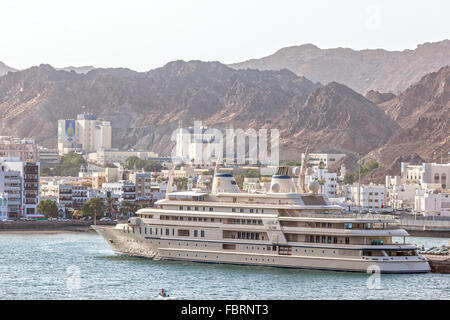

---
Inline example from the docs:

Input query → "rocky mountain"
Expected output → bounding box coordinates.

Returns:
[0,61,321,157]
[0,61,17,76]
[0,59,447,173]
[366,66,450,169]
[229,40,450,94]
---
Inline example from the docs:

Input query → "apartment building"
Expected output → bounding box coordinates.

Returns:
[58,114,112,155]
[0,136,39,162]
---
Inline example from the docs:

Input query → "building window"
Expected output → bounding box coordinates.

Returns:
[194,230,198,237]
[200,230,205,237]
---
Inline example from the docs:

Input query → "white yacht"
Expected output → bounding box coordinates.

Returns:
[93,166,430,273]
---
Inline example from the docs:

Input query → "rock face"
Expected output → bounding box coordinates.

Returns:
[283,82,399,159]
[229,40,450,94]
[370,66,450,166]
[365,90,396,104]
[0,61,17,76]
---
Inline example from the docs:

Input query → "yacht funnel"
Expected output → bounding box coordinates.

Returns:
[211,173,240,194]
[269,166,297,193]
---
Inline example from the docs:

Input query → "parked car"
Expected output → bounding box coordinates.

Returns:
[99,217,111,222]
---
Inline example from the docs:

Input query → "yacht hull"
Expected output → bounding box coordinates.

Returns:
[92,225,431,274]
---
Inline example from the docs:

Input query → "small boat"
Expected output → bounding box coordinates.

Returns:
[158,289,170,298]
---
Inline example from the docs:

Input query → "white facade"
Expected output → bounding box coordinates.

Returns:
[305,168,337,198]
[102,182,136,202]
[302,153,346,169]
[344,184,386,210]
[58,114,112,155]
[0,157,40,216]
[175,126,220,163]
[422,163,450,190]
[386,184,422,209]
[414,192,450,216]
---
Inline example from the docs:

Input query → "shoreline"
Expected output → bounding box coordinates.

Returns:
[0,221,117,234]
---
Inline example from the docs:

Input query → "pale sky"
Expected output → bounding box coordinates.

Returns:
[0,0,449,71]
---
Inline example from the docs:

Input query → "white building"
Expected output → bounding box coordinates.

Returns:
[305,167,338,198]
[0,157,40,217]
[175,126,220,164]
[58,114,112,155]
[414,192,450,216]
[0,136,39,162]
[344,184,386,210]
[422,163,449,190]
[386,184,422,209]
[102,182,136,202]
[302,153,346,169]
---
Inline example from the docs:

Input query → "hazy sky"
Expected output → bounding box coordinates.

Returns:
[1,0,449,71]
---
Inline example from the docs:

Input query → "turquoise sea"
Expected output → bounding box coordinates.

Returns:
[0,233,448,300]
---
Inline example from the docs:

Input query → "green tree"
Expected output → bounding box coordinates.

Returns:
[44,152,87,177]
[120,201,136,217]
[81,198,105,219]
[37,200,59,218]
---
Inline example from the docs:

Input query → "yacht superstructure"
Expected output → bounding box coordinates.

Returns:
[93,167,430,273]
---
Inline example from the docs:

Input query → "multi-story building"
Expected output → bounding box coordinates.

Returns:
[422,163,449,190]
[344,184,386,210]
[38,147,60,168]
[58,114,112,155]
[386,184,422,209]
[0,157,40,216]
[414,192,450,216]
[129,172,152,200]
[0,136,39,162]
[102,182,136,202]
[305,167,338,198]
[301,153,346,169]
[175,126,220,163]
